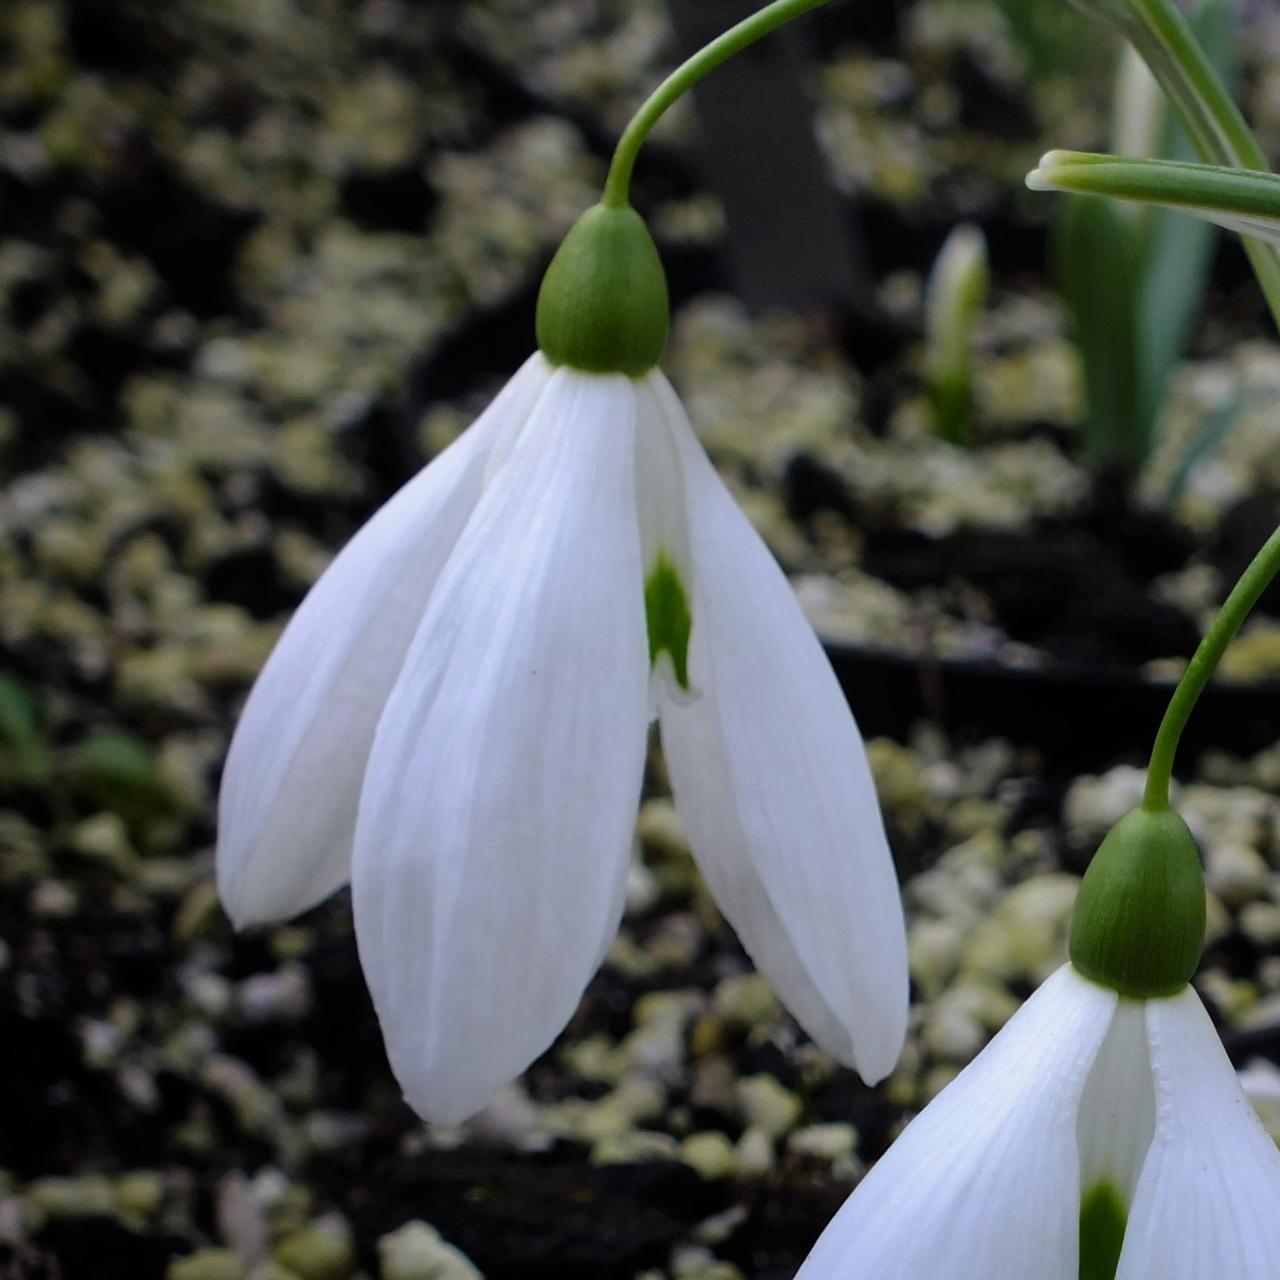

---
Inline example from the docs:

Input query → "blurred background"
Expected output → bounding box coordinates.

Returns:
[5,2,1280,1278]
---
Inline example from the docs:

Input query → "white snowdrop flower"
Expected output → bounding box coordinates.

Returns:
[798,963,1280,1279]
[216,202,908,1124]
[799,806,1280,1279]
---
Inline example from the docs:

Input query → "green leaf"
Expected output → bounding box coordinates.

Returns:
[1057,0,1280,328]
[1132,0,1232,457]
[72,729,173,825]
[990,0,1104,78]
[0,672,53,787]
[1051,0,1232,475]
[1033,150,1280,245]
[1056,194,1145,468]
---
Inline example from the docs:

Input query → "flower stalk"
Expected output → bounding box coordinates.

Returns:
[1143,521,1280,809]
[1065,518,1280,1001]
[602,0,832,210]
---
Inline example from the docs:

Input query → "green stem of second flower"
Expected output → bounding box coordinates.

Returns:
[1125,0,1280,329]
[1144,523,1280,811]
[602,0,832,210]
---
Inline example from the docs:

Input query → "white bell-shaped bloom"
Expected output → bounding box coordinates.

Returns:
[217,353,908,1123]
[797,963,1280,1280]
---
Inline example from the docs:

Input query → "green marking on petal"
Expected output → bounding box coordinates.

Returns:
[644,553,692,691]
[1079,1180,1127,1280]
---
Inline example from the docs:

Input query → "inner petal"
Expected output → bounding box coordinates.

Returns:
[1076,997,1157,1278]
[1079,1182,1127,1280]
[634,376,697,703]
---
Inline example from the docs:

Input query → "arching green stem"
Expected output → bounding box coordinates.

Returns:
[602,0,832,209]
[1144,523,1280,810]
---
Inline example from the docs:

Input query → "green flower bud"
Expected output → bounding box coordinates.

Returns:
[536,203,669,378]
[1069,805,1206,999]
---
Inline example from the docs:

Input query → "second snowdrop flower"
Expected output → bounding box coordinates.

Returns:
[217,195,908,1124]
[798,803,1280,1280]
[800,521,1280,1279]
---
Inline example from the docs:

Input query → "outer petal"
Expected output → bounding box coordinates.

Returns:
[217,355,553,927]
[1116,988,1280,1278]
[352,368,650,1125]
[647,372,908,1081]
[796,966,1118,1280]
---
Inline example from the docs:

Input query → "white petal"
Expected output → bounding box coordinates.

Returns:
[795,965,1117,1280]
[649,372,907,1081]
[1117,988,1280,1278]
[352,368,650,1125]
[634,380,694,583]
[217,355,553,927]
[1078,997,1155,1206]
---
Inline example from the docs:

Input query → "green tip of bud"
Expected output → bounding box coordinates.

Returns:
[1069,806,1206,999]
[536,203,669,378]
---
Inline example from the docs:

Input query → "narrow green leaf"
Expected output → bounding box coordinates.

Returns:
[0,672,53,787]
[1068,0,1280,328]
[990,0,1103,78]
[1056,194,1145,468]
[1031,152,1280,246]
[1132,0,1233,462]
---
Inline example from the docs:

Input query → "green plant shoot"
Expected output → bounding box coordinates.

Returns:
[1055,0,1231,473]
[923,224,989,447]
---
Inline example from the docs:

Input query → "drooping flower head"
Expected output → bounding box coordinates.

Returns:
[797,500,1280,1278]
[217,132,909,1116]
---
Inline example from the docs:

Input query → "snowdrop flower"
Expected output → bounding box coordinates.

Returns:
[797,806,1280,1279]
[217,201,908,1123]
[798,963,1280,1279]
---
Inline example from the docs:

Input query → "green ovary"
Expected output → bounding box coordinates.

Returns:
[644,554,692,691]
[1079,1181,1128,1280]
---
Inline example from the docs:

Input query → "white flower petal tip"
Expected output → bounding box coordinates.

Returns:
[645,372,909,1082]
[215,356,553,930]
[797,965,1280,1279]
[352,368,650,1125]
